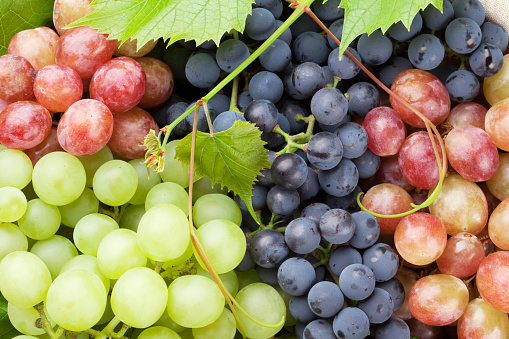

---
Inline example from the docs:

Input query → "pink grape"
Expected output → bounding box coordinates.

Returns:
[390,69,450,128]
[362,106,406,156]
[57,99,114,156]
[394,212,447,266]
[445,125,499,182]
[0,54,36,103]
[0,101,51,150]
[107,107,159,159]
[457,297,509,338]
[361,183,413,235]
[89,57,146,113]
[375,155,414,192]
[136,57,174,108]
[408,274,469,326]
[56,26,115,80]
[53,0,94,35]
[485,97,509,152]
[446,102,487,130]
[487,153,509,201]
[488,197,509,250]
[436,232,485,278]
[25,127,64,166]
[476,251,509,313]
[8,27,59,72]
[114,39,157,58]
[34,64,83,113]
[398,131,445,189]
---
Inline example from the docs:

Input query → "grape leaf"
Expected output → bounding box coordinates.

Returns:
[337,0,442,56]
[175,120,270,220]
[0,292,21,339]
[0,0,54,56]
[67,0,254,48]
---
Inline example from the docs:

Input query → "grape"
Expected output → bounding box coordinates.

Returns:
[408,34,445,70]
[60,254,110,293]
[300,202,330,226]
[277,257,315,296]
[8,301,55,335]
[375,317,411,339]
[390,69,450,128]
[339,263,376,300]
[292,32,328,65]
[394,212,447,266]
[253,0,283,19]
[33,64,83,112]
[0,223,27,261]
[271,153,308,189]
[284,217,321,254]
[266,185,300,217]
[53,0,94,35]
[138,326,181,339]
[30,235,78,279]
[93,159,138,206]
[328,246,362,276]
[235,283,286,338]
[289,295,317,323]
[488,197,509,250]
[46,269,107,331]
[249,71,284,103]
[485,97,509,151]
[0,54,35,103]
[327,18,345,49]
[56,26,115,79]
[259,39,292,73]
[326,185,362,213]
[363,107,406,156]
[237,91,254,112]
[194,219,245,274]
[332,307,370,339]
[307,281,344,318]
[469,43,504,78]
[362,243,398,282]
[212,111,246,132]
[25,127,64,167]
[185,53,220,88]
[357,30,392,66]
[352,149,380,179]
[245,8,276,40]
[244,99,279,133]
[96,228,147,279]
[114,38,157,58]
[310,87,349,125]
[32,151,86,206]
[250,229,289,268]
[319,208,355,244]
[303,319,336,338]
[436,232,485,278]
[392,268,419,320]
[335,122,368,159]
[0,150,30,190]
[167,275,225,328]
[483,55,509,105]
[305,132,342,171]
[349,211,380,249]
[328,47,361,80]
[8,27,59,72]
[445,17,482,54]
[318,158,359,197]
[128,159,161,205]
[376,277,405,311]
[159,139,191,188]
[277,98,309,134]
[408,274,469,326]
[429,174,488,235]
[0,186,27,223]
[216,39,250,73]
[378,56,413,88]
[287,62,327,99]
[457,298,509,338]
[0,251,52,308]
[195,265,239,297]
[74,213,118,256]
[357,288,393,324]
[311,0,343,22]
[136,57,174,108]
[0,101,52,150]
[346,82,380,118]
[387,13,423,41]
[145,182,188,216]
[193,193,241,227]
[446,101,487,130]
[445,125,498,182]
[58,187,99,228]
[257,266,278,286]
[476,251,509,313]
[481,21,509,52]
[18,198,60,240]
[421,0,454,30]
[77,145,114,187]
[192,308,235,339]
[453,0,485,26]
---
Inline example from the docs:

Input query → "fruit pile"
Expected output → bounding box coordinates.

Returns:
[1,0,509,338]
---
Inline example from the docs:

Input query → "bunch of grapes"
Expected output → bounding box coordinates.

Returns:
[2,0,509,338]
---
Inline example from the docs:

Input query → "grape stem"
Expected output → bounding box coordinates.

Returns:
[34,302,62,339]
[303,5,447,218]
[93,316,122,339]
[275,114,315,155]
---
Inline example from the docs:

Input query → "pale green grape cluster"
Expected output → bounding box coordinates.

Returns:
[145,182,189,215]
[73,213,119,255]
[0,149,33,189]
[0,186,27,222]
[192,193,242,227]
[17,199,61,240]
[30,235,78,279]
[0,223,28,261]
[92,160,138,206]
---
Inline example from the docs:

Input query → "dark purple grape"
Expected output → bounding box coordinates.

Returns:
[250,229,289,268]
[271,152,308,189]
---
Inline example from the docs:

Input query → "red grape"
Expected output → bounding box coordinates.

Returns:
[390,69,450,128]
[34,64,83,113]
[375,155,414,192]
[436,232,485,278]
[457,298,509,339]
[476,251,509,313]
[0,54,36,103]
[8,27,59,72]
[24,127,64,166]
[485,97,509,152]
[446,102,487,130]
[136,57,174,108]
[57,99,114,156]
[89,57,146,113]
[53,0,94,35]
[0,101,51,149]
[362,106,406,156]
[107,107,159,159]
[488,197,509,250]
[114,39,157,58]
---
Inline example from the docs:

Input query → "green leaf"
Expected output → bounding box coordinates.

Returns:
[68,0,254,48]
[0,0,54,56]
[337,0,442,57]
[0,292,21,339]
[175,120,270,220]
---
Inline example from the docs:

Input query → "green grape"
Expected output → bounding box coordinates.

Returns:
[137,203,190,261]
[18,199,61,240]
[12,336,38,339]
[0,149,33,189]
[60,255,110,293]
[46,269,107,331]
[119,204,145,232]
[0,186,27,222]
[77,145,114,187]
[192,194,242,228]
[191,176,228,203]
[195,266,239,297]
[138,326,182,339]
[32,152,86,206]
[163,237,193,268]
[96,295,115,325]
[74,213,119,256]
[192,308,236,339]
[154,310,186,333]
[167,275,225,328]
[93,160,138,206]
[194,219,246,274]
[0,251,52,309]
[58,187,99,227]
[145,182,189,216]
[111,267,168,328]
[236,269,261,292]
[30,235,78,280]
[275,286,297,326]
[128,158,161,205]
[0,222,28,261]
[235,283,286,339]
[8,302,55,336]
[97,229,147,279]
[159,140,191,188]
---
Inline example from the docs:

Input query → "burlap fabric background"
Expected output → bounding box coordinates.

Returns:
[478,0,509,51]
